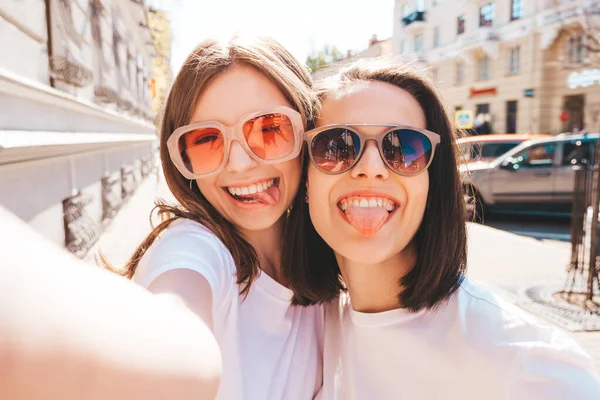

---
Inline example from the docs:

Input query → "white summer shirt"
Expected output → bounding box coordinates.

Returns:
[133,219,324,400]
[318,277,600,400]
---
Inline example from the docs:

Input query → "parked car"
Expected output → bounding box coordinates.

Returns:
[462,132,599,218]
[457,133,550,165]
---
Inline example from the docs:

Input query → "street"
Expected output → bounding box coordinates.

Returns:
[480,213,571,244]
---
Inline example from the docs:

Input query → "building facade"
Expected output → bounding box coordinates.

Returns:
[311,36,394,81]
[393,0,600,135]
[148,6,172,122]
[0,0,163,256]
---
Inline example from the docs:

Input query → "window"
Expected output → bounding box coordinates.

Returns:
[511,0,523,21]
[515,144,556,168]
[481,143,521,159]
[478,55,490,80]
[415,33,424,52]
[433,0,441,5]
[457,15,466,35]
[401,40,407,53]
[456,62,464,85]
[567,35,586,65]
[402,3,410,17]
[506,101,518,133]
[563,140,594,166]
[479,3,495,27]
[508,46,520,74]
[433,26,440,48]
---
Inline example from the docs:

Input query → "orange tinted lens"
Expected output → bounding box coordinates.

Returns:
[178,127,224,175]
[242,113,295,160]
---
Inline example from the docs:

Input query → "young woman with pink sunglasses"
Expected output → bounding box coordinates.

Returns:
[102,36,325,399]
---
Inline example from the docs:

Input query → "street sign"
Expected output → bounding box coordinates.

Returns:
[524,88,534,97]
[455,110,473,129]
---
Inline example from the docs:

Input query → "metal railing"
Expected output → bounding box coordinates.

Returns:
[565,139,600,308]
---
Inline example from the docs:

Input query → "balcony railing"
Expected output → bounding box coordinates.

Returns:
[402,11,426,26]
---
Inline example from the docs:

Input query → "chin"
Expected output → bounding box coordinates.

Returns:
[233,208,287,231]
[332,235,396,265]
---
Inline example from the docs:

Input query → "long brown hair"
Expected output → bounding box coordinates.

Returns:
[285,59,468,310]
[101,36,316,296]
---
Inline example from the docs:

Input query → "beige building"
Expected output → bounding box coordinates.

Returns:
[148,6,173,122]
[311,35,394,81]
[393,0,600,134]
[0,0,162,255]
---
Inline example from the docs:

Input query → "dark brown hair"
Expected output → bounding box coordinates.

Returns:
[100,36,316,297]
[285,59,468,311]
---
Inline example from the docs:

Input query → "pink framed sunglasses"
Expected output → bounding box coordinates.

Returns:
[167,106,304,179]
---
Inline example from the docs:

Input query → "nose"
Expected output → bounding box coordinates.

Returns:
[225,140,258,173]
[350,139,389,180]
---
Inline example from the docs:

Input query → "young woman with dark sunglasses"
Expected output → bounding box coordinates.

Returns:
[286,60,600,399]
[102,36,324,399]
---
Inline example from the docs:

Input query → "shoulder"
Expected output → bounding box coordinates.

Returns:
[456,279,600,397]
[454,278,548,343]
[133,219,236,291]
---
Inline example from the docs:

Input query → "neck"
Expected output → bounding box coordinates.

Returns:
[337,242,417,313]
[238,215,288,286]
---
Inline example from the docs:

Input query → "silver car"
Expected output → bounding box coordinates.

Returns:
[462,133,599,217]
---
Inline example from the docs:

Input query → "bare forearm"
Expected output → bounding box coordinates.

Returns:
[0,207,221,400]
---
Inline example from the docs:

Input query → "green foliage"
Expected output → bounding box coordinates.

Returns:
[305,45,344,73]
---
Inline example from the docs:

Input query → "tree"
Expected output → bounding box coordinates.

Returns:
[305,45,344,73]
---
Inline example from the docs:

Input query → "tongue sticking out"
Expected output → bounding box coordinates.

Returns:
[237,184,281,206]
[344,207,389,237]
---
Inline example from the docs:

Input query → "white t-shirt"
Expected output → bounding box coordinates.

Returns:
[133,219,324,400]
[318,277,600,400]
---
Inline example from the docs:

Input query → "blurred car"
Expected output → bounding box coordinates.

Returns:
[462,132,599,218]
[458,133,550,165]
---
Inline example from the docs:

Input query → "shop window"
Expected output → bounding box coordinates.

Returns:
[401,40,407,54]
[475,104,492,134]
[433,26,440,48]
[480,3,495,27]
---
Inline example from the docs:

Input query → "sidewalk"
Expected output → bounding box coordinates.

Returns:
[92,175,600,371]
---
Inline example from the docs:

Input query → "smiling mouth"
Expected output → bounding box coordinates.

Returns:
[337,195,399,237]
[223,178,281,206]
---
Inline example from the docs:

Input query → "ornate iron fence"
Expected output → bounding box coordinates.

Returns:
[565,139,600,308]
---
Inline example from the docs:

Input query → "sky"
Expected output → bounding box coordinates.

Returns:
[148,0,395,74]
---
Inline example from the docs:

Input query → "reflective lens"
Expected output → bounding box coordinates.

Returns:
[382,129,432,174]
[310,128,361,173]
[243,113,295,160]
[178,127,225,175]
[310,128,433,175]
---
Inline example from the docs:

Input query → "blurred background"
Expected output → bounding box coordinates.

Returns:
[1,0,600,368]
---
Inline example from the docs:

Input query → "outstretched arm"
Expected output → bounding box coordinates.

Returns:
[0,206,221,400]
